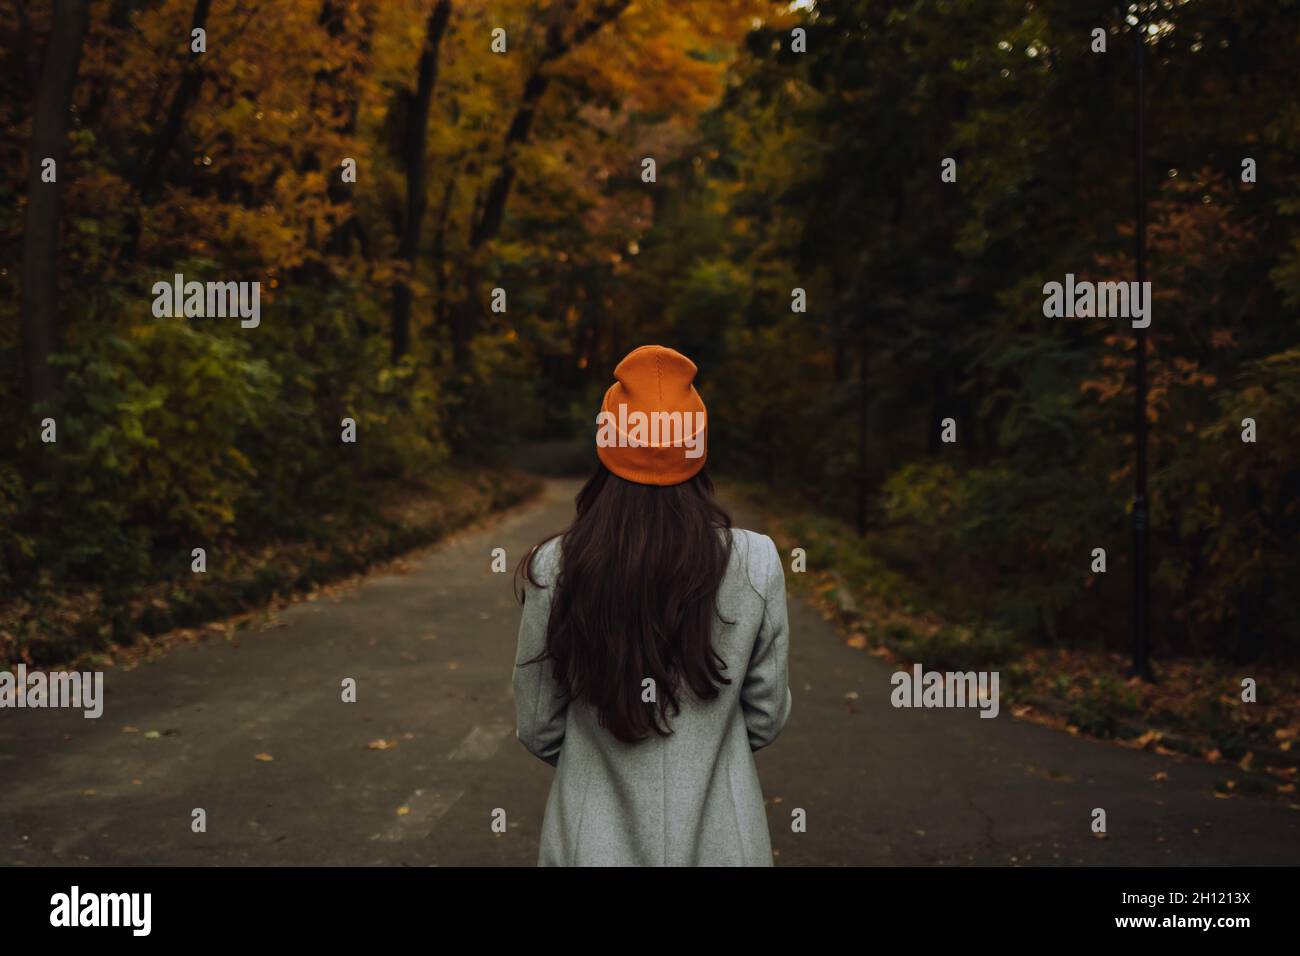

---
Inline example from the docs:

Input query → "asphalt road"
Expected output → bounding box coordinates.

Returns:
[2,478,1296,865]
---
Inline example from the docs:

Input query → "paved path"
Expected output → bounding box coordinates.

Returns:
[2,479,1296,865]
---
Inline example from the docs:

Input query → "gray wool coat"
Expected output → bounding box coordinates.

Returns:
[512,528,792,867]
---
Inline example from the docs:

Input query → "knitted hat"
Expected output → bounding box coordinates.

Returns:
[596,345,708,486]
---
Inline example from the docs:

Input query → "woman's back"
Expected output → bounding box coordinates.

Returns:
[514,524,792,866]
[512,344,792,866]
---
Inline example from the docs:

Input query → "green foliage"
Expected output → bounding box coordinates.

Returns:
[1158,347,1300,657]
[0,462,33,594]
[890,623,1023,675]
[626,0,1300,665]
[6,282,458,604]
[26,322,272,590]
[1060,672,1144,740]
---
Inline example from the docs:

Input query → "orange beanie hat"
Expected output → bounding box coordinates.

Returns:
[596,345,708,486]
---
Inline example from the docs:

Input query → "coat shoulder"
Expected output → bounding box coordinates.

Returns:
[526,536,563,588]
[726,527,779,594]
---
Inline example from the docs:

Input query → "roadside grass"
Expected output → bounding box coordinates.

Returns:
[1,467,541,670]
[726,479,1300,805]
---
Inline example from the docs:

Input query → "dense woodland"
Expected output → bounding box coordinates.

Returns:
[2,0,1299,669]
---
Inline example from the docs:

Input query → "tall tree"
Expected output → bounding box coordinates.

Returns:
[451,0,631,373]
[20,0,91,409]
[131,0,213,197]
[391,0,452,363]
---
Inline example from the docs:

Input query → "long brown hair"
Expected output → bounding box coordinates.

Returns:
[519,463,734,743]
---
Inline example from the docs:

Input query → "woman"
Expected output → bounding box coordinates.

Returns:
[513,344,792,866]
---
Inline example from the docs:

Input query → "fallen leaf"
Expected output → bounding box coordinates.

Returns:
[846,633,868,650]
[1133,729,1161,748]
[143,730,161,739]
[367,738,397,751]
[254,752,274,762]
[396,806,410,817]
[1151,771,1168,782]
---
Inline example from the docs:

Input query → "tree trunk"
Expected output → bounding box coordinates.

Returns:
[856,320,869,537]
[21,0,91,410]
[132,0,213,197]
[82,0,143,127]
[322,0,375,258]
[390,0,452,363]
[469,0,630,253]
[430,175,456,364]
[453,0,630,373]
[118,0,213,263]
